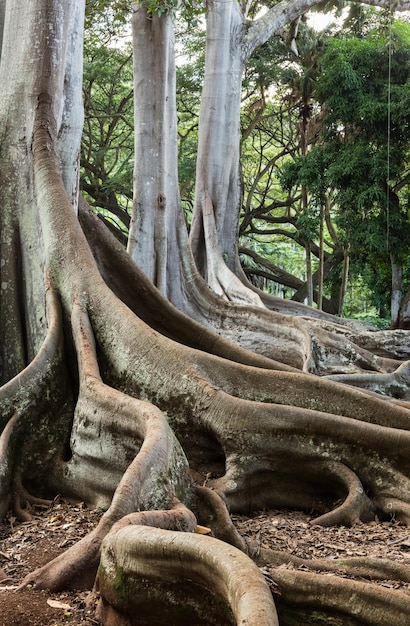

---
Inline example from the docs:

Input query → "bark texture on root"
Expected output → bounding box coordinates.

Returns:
[80,202,410,377]
[258,546,410,585]
[0,284,68,520]
[80,202,296,374]
[272,567,410,626]
[96,525,278,626]
[20,300,195,591]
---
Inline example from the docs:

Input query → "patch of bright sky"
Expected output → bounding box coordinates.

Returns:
[307,9,348,31]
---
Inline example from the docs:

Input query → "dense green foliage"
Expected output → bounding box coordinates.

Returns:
[81,25,133,243]
[282,20,410,317]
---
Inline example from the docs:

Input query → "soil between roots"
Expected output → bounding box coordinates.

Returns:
[1,500,410,625]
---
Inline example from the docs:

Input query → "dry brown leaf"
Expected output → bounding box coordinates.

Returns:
[46,598,71,610]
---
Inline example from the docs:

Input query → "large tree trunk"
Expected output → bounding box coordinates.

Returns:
[127,5,181,296]
[0,0,83,385]
[3,1,410,625]
[188,0,264,306]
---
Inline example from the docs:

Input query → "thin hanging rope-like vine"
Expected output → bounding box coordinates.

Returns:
[386,2,393,248]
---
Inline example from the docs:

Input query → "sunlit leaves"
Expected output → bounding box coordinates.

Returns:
[85,0,205,27]
[81,23,134,240]
[85,0,132,27]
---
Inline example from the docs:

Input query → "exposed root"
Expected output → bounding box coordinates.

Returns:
[81,201,409,377]
[259,546,410,585]
[327,360,410,400]
[60,298,194,509]
[96,525,278,626]
[194,485,247,551]
[302,319,401,375]
[192,355,410,428]
[271,567,410,626]
[0,282,64,424]
[0,412,20,519]
[311,463,374,527]
[109,499,197,534]
[374,497,410,525]
[12,475,52,522]
[188,387,410,520]
[80,202,295,373]
[350,329,410,360]
[66,287,410,532]
[21,300,194,591]
[0,283,66,520]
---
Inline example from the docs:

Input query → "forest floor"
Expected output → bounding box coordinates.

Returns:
[1,498,410,625]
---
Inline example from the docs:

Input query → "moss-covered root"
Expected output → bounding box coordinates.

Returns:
[96,525,278,626]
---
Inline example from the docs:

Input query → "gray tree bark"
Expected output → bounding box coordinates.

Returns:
[127,5,181,295]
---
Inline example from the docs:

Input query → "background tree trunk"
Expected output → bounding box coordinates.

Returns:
[391,252,403,328]
[339,251,350,316]
[127,5,181,296]
[189,0,263,306]
[305,242,313,307]
[318,201,325,310]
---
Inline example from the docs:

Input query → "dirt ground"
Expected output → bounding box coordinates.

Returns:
[0,499,102,626]
[1,499,410,625]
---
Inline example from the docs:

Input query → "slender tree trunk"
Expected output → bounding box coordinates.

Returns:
[318,201,325,310]
[390,253,403,328]
[339,252,350,316]
[190,0,244,272]
[305,242,313,307]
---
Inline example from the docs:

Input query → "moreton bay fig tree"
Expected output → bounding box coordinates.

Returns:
[2,0,410,624]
